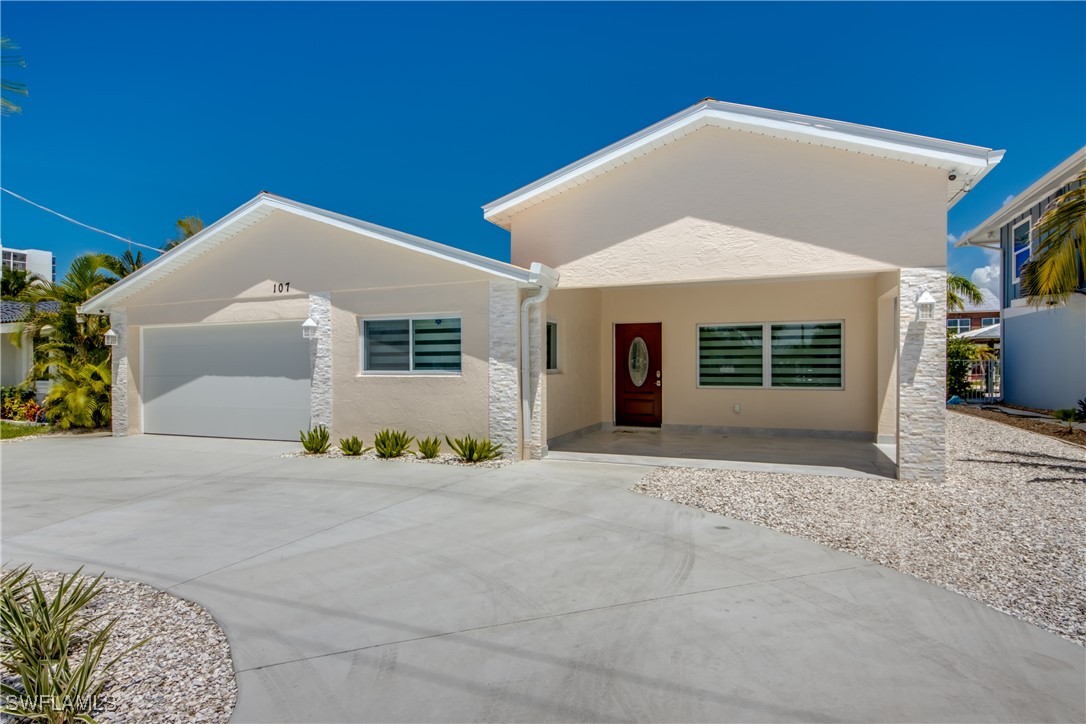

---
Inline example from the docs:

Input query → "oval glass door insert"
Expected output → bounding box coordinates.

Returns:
[628,337,649,387]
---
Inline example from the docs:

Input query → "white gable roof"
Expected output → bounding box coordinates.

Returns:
[483,99,1004,229]
[81,193,544,313]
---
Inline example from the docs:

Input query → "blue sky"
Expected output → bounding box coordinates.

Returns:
[2,1,1084,296]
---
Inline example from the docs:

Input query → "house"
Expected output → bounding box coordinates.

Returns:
[947,287,1000,337]
[960,147,1085,410]
[1,300,59,396]
[1,245,56,283]
[80,99,1003,483]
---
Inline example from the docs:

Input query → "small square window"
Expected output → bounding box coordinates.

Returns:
[546,321,559,372]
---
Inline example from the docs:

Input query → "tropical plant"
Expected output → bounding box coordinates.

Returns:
[417,436,442,459]
[1078,397,1086,419]
[374,429,415,458]
[0,566,149,724]
[1,386,36,419]
[40,355,111,429]
[299,425,331,454]
[163,216,205,251]
[338,435,370,456]
[445,434,503,463]
[1,37,28,116]
[1,267,43,299]
[947,272,984,312]
[101,249,145,279]
[946,331,980,399]
[1020,171,1086,305]
[1052,408,1085,436]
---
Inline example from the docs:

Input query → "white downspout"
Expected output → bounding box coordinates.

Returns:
[520,262,559,459]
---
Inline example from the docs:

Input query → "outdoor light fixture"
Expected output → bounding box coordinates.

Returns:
[915,289,936,322]
[103,328,118,346]
[302,317,318,339]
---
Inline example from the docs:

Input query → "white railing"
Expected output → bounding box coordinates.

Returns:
[962,359,1001,404]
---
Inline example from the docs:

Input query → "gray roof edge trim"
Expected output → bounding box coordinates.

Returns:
[482,100,1000,222]
[80,194,537,312]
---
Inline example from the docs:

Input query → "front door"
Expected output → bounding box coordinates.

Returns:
[615,323,662,427]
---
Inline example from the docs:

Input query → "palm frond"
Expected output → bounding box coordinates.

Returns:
[947,272,984,312]
[1020,171,1086,305]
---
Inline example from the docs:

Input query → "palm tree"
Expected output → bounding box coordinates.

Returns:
[101,249,145,279]
[947,272,984,312]
[1020,170,1086,305]
[39,354,112,429]
[1,37,28,116]
[163,216,205,250]
[1,267,43,299]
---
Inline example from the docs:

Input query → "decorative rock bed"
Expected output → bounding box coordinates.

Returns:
[282,447,512,468]
[635,411,1086,645]
[1,570,237,723]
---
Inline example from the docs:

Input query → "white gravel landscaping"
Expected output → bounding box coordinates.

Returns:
[2,570,236,723]
[282,448,512,468]
[635,411,1086,645]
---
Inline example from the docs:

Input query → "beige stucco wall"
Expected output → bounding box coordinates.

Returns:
[118,212,498,442]
[546,276,880,438]
[508,126,948,287]
[875,272,900,442]
[545,288,603,438]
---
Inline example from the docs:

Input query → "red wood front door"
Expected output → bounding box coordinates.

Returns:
[615,323,662,427]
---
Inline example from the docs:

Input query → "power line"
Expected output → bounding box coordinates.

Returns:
[0,187,164,254]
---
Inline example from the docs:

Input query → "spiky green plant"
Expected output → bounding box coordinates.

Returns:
[373,429,414,458]
[299,425,331,454]
[947,272,984,312]
[445,434,503,463]
[41,356,112,430]
[1021,171,1086,305]
[1052,408,1085,436]
[417,436,441,459]
[338,435,371,456]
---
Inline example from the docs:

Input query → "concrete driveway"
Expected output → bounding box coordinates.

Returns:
[2,435,1083,723]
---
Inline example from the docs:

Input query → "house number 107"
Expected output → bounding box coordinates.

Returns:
[272,282,291,293]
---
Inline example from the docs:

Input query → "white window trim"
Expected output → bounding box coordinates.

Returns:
[358,313,463,376]
[546,319,560,373]
[695,320,845,390]
[946,318,972,334]
[1012,218,1032,284]
[980,317,999,327]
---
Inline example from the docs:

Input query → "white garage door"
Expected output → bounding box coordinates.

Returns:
[142,322,312,440]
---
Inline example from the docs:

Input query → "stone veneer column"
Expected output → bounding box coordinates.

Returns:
[528,299,545,459]
[109,307,128,437]
[488,281,520,457]
[309,292,333,430]
[897,267,947,482]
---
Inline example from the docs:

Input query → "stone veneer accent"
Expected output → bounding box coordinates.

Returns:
[528,299,545,459]
[897,267,947,483]
[309,292,333,430]
[488,281,520,457]
[109,307,128,436]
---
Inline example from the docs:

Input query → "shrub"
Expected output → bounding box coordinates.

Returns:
[445,434,503,463]
[374,429,415,458]
[946,332,980,399]
[339,436,371,456]
[299,425,331,454]
[417,436,441,459]
[1053,408,1085,435]
[0,566,148,724]
[1,387,36,420]
[1077,397,1086,419]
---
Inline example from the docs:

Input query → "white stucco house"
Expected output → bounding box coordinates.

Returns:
[81,99,1003,482]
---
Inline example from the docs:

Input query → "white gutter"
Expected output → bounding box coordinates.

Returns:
[520,262,560,458]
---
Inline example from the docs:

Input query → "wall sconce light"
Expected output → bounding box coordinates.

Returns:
[302,317,318,339]
[104,328,119,346]
[916,289,936,321]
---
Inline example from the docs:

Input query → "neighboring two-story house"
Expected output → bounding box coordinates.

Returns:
[81,99,1003,483]
[960,147,1085,410]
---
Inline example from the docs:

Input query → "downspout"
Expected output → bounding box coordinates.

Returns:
[520,262,560,459]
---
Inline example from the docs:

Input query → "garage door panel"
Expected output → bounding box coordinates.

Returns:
[142,323,311,440]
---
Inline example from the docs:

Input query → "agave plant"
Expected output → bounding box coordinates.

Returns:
[373,429,415,458]
[417,436,442,459]
[299,425,331,454]
[338,435,371,456]
[445,434,503,463]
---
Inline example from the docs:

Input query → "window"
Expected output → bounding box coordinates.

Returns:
[698,322,843,389]
[546,321,559,372]
[361,317,461,373]
[1013,219,1031,282]
[947,318,972,335]
[981,317,999,328]
[2,251,27,271]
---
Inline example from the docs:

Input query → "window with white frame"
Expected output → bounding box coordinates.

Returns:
[698,322,843,389]
[2,251,27,271]
[1013,219,1032,282]
[981,317,999,327]
[545,321,559,372]
[361,317,461,373]
[947,318,972,335]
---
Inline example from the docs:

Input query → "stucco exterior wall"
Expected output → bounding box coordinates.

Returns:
[547,276,879,438]
[508,126,947,287]
[545,288,603,439]
[116,212,501,444]
[1004,297,1086,410]
[875,272,900,443]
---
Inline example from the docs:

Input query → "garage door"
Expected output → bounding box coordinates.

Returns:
[142,322,312,440]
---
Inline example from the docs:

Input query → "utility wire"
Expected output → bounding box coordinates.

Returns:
[1,187,164,254]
